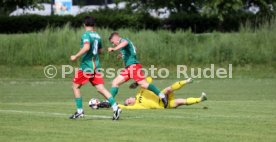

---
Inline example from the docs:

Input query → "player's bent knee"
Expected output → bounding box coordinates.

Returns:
[72,83,81,90]
[140,84,148,89]
[112,81,119,87]
[138,81,149,89]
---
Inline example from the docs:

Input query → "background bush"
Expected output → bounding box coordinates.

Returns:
[0,9,161,33]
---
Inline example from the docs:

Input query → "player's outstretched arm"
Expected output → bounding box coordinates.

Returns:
[98,48,104,54]
[98,39,103,54]
[71,44,90,61]
[108,40,128,52]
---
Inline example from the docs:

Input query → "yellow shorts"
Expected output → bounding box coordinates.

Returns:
[161,89,175,108]
[167,93,175,108]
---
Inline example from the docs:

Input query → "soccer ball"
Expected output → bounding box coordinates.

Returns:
[88,98,100,109]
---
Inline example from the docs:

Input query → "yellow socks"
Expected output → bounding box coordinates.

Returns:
[186,97,201,105]
[170,80,186,91]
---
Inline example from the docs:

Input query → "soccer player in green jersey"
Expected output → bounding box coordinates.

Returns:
[107,32,169,108]
[69,16,121,120]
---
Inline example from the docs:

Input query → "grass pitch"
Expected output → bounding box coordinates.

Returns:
[0,78,275,142]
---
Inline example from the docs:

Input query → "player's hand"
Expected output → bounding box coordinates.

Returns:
[117,53,122,59]
[70,55,77,61]
[108,47,115,52]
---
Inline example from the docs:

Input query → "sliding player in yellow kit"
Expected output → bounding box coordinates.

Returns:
[118,77,207,109]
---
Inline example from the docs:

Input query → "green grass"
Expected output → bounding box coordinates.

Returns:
[0,78,275,142]
[0,21,275,67]
[0,19,275,142]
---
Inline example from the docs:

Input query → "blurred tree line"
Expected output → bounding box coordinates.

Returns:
[0,0,48,16]
[125,0,275,20]
[0,0,275,33]
[0,0,275,18]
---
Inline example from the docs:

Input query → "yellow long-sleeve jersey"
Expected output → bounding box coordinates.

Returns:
[118,88,165,109]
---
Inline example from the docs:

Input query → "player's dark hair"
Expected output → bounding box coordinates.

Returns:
[109,31,119,41]
[84,16,95,27]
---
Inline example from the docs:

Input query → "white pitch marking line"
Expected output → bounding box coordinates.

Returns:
[0,109,143,119]
[0,109,112,119]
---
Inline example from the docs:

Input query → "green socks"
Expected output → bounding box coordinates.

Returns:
[75,97,83,113]
[107,96,118,111]
[111,84,162,98]
[147,84,161,96]
[110,87,119,97]
[107,96,116,106]
[111,85,161,97]
[75,97,82,109]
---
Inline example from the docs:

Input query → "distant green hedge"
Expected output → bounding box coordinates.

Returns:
[0,9,273,33]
